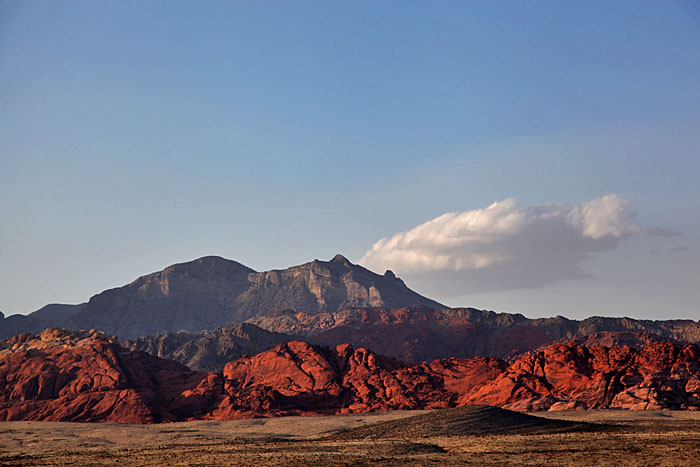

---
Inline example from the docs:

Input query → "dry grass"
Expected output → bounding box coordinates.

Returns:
[2,409,700,466]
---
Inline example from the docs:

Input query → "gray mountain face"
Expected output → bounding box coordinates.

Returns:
[122,322,294,371]
[0,304,87,339]
[1,254,444,340]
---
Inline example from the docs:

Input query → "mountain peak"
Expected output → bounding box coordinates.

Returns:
[331,254,350,264]
[7,254,445,340]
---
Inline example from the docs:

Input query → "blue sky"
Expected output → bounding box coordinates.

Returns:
[1,1,699,319]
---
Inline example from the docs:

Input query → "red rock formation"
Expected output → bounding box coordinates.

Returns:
[4,330,700,423]
[209,340,467,418]
[0,329,221,423]
[462,341,700,411]
[212,340,700,416]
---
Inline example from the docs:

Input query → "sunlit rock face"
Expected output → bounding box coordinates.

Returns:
[3,331,700,423]
[0,328,221,423]
[461,341,700,411]
[213,340,700,417]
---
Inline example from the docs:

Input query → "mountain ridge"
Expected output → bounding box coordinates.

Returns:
[116,306,700,372]
[0,255,444,340]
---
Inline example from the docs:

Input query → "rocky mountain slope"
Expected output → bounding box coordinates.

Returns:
[461,340,700,411]
[118,306,700,372]
[123,323,294,371]
[210,340,506,418]
[247,306,700,363]
[0,305,86,340]
[4,329,700,422]
[0,255,443,340]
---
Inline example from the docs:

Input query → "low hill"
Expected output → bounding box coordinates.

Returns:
[330,405,592,439]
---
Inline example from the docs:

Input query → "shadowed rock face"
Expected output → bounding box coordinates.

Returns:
[4,330,700,423]
[122,323,295,372]
[126,307,700,372]
[1,255,443,340]
[247,306,700,363]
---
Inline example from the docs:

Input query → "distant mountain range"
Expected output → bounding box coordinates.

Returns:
[0,254,443,340]
[4,253,700,422]
[123,305,700,371]
[3,254,700,367]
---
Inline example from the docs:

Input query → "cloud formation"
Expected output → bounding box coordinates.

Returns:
[359,194,675,295]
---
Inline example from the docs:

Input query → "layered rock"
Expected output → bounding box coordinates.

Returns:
[1,255,443,340]
[0,329,221,423]
[210,340,506,418]
[462,341,700,411]
[212,340,700,416]
[4,330,700,423]
[119,307,690,372]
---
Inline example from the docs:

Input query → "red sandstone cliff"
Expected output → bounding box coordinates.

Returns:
[3,329,700,423]
[0,329,221,422]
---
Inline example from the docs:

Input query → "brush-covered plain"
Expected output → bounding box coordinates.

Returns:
[3,407,700,466]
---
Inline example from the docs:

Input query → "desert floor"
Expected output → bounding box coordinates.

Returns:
[2,409,700,466]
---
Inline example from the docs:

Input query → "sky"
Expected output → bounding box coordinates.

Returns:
[1,1,699,320]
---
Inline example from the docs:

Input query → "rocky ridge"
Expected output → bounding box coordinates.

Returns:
[3,329,700,422]
[122,307,700,372]
[123,323,294,371]
[0,329,221,423]
[0,255,443,340]
[247,306,700,363]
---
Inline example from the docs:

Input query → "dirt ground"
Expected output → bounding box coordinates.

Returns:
[2,410,700,466]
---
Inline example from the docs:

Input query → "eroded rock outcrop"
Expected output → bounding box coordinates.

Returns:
[3,330,700,423]
[212,340,700,416]
[0,329,221,423]
[209,340,507,418]
[462,341,700,411]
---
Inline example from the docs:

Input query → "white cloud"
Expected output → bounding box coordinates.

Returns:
[359,194,676,295]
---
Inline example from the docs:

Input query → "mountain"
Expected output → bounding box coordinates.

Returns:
[246,306,700,363]
[0,255,443,340]
[4,329,700,422]
[123,323,294,371]
[119,306,700,372]
[0,304,88,340]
